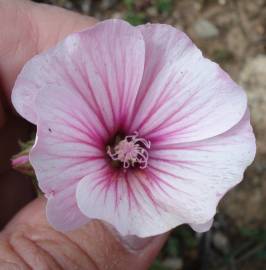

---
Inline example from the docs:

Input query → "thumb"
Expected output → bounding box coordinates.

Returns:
[0,0,97,102]
[0,197,168,270]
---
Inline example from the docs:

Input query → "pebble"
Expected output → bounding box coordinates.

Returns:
[193,19,219,39]
[146,6,158,17]
[213,232,229,253]
[239,55,266,155]
[218,0,226,5]
[111,12,123,19]
[81,0,91,14]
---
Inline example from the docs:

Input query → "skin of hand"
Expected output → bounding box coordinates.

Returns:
[0,0,168,269]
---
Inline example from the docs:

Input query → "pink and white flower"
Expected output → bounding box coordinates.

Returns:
[12,20,256,237]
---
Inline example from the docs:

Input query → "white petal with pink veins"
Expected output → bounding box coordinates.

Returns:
[46,183,89,231]
[12,19,145,131]
[30,85,107,193]
[130,24,247,143]
[148,111,255,228]
[29,18,146,194]
[11,19,256,236]
[76,111,255,237]
[76,168,186,237]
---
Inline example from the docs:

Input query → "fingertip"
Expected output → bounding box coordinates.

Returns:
[30,2,98,52]
[0,0,97,104]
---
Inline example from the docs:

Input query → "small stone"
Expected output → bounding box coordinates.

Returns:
[162,258,183,270]
[244,1,262,17]
[218,0,226,5]
[239,55,266,155]
[172,10,180,19]
[112,12,123,19]
[194,2,202,11]
[146,6,158,17]
[226,26,247,59]
[193,19,219,39]
[81,0,91,14]
[213,232,229,253]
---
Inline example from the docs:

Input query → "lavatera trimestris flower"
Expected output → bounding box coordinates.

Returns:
[12,19,256,238]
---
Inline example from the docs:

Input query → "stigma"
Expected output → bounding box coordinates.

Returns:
[107,132,151,169]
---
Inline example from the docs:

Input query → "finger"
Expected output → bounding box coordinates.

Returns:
[1,197,168,270]
[0,0,96,103]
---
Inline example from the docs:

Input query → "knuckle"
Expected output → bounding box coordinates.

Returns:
[4,224,99,270]
[6,224,62,270]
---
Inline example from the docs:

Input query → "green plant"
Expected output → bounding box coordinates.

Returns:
[124,11,146,25]
[155,0,173,14]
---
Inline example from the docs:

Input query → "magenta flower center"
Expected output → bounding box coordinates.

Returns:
[107,132,151,170]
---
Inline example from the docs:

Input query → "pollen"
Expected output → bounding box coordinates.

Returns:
[107,132,151,169]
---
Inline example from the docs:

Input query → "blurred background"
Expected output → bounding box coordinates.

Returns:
[23,0,266,269]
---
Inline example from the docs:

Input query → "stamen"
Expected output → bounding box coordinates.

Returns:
[107,132,150,170]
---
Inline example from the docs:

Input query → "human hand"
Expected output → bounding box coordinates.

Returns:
[0,1,167,269]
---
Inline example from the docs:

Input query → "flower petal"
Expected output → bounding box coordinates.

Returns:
[190,219,213,233]
[46,183,89,231]
[130,24,247,143]
[76,111,255,237]
[76,168,185,237]
[12,19,145,130]
[148,110,256,228]
[30,85,107,193]
[29,18,146,195]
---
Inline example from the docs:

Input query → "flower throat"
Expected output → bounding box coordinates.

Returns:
[107,131,150,170]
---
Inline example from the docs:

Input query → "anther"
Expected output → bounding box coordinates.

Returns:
[107,132,150,169]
